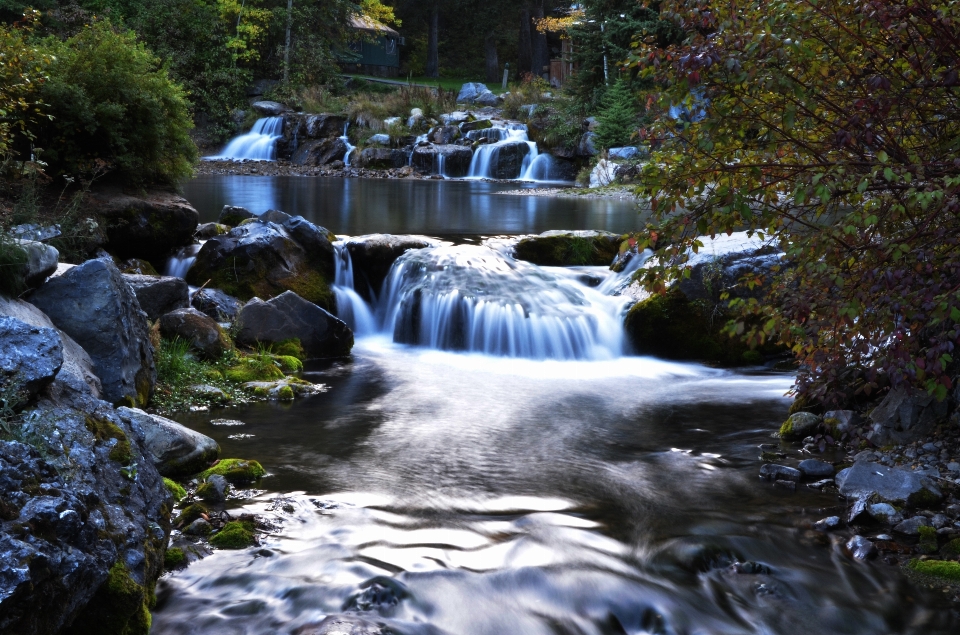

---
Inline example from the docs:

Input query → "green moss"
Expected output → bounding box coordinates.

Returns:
[513,234,619,267]
[940,538,960,560]
[270,338,305,360]
[162,478,186,502]
[907,559,960,582]
[163,547,186,570]
[210,520,256,549]
[196,479,229,501]
[225,357,284,382]
[85,416,133,466]
[65,561,151,635]
[741,350,763,364]
[919,525,939,554]
[189,257,334,313]
[198,458,265,485]
[907,487,942,508]
[778,419,794,438]
[273,355,303,372]
[174,503,208,526]
[277,385,295,401]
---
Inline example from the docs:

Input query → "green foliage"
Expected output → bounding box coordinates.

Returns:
[210,520,255,549]
[35,21,196,185]
[163,547,186,570]
[594,80,638,150]
[0,231,28,298]
[269,338,305,360]
[0,10,51,166]
[198,458,265,484]
[630,0,960,406]
[919,525,939,554]
[941,539,960,560]
[162,477,186,502]
[907,559,960,582]
[68,561,152,635]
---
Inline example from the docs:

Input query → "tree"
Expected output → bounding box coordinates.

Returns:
[630,0,960,407]
[593,79,637,149]
[0,10,50,165]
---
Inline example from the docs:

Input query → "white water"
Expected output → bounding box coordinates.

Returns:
[333,243,646,360]
[207,117,284,161]
[466,124,539,180]
[165,243,202,278]
[340,123,356,167]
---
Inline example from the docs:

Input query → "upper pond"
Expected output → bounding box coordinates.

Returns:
[181,175,645,236]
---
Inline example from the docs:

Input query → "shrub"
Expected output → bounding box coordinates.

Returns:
[35,21,197,185]
[0,233,28,298]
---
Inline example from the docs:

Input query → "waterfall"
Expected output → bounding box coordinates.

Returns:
[165,244,202,278]
[520,153,554,181]
[341,123,356,167]
[207,117,283,161]
[466,124,539,180]
[333,243,640,361]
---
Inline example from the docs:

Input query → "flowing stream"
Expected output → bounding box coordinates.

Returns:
[153,183,958,634]
[207,117,285,161]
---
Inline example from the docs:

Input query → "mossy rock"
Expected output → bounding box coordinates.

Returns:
[623,289,758,365]
[162,478,186,502]
[277,385,295,401]
[940,538,960,560]
[918,526,939,554]
[65,562,152,635]
[174,503,208,526]
[788,394,824,415]
[273,355,303,372]
[907,559,960,582]
[85,415,133,466]
[908,486,944,508]
[199,458,265,485]
[225,357,284,383]
[778,412,821,441]
[513,231,621,267]
[270,338,306,360]
[210,520,256,549]
[163,547,186,570]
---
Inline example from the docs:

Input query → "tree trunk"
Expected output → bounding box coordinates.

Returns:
[518,6,532,76]
[532,4,549,79]
[484,32,499,84]
[426,3,439,78]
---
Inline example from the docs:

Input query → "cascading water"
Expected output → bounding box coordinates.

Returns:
[333,243,644,360]
[165,243,202,278]
[340,124,356,167]
[466,124,538,180]
[207,117,284,161]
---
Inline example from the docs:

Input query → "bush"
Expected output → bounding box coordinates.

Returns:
[35,21,197,185]
[0,233,28,298]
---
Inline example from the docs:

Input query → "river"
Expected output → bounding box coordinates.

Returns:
[152,176,957,634]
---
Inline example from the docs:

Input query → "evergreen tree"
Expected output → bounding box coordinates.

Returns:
[594,80,637,149]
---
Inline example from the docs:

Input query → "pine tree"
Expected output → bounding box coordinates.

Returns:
[594,80,638,150]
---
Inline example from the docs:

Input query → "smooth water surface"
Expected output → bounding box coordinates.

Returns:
[181,175,645,235]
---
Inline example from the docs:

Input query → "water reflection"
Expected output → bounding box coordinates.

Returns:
[181,175,646,235]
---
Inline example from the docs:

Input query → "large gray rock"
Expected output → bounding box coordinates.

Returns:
[0,297,101,399]
[798,459,834,479]
[430,125,461,145]
[305,113,347,138]
[251,100,290,116]
[457,83,489,103]
[86,188,199,260]
[866,386,949,445]
[291,138,348,166]
[0,315,63,403]
[759,464,801,482]
[235,291,353,358]
[578,131,598,156]
[836,461,942,507]
[345,234,442,297]
[16,239,59,287]
[159,308,232,360]
[28,259,155,407]
[358,147,407,169]
[10,223,61,243]
[411,144,474,177]
[122,274,190,321]
[118,407,220,477]
[484,140,532,179]
[219,205,256,227]
[192,288,243,322]
[0,392,169,634]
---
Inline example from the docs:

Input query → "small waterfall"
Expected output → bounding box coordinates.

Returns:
[341,124,356,167]
[207,117,283,161]
[466,124,538,180]
[165,244,202,278]
[520,153,554,181]
[332,242,376,335]
[436,152,447,178]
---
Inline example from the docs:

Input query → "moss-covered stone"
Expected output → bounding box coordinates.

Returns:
[163,547,186,570]
[276,385,295,401]
[918,526,939,554]
[270,338,305,360]
[513,232,621,267]
[778,412,821,440]
[162,478,186,502]
[174,503,208,527]
[64,562,152,635]
[273,355,303,372]
[224,357,284,383]
[908,486,944,508]
[85,415,133,466]
[210,520,256,549]
[940,538,960,560]
[198,458,265,485]
[907,559,960,582]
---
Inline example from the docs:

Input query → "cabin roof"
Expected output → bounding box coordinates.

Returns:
[348,14,399,37]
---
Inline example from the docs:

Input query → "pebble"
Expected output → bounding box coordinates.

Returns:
[922,442,938,453]
[893,516,932,535]
[798,459,834,479]
[760,464,801,482]
[846,535,878,560]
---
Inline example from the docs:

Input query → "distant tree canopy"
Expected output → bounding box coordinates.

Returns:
[631,0,960,407]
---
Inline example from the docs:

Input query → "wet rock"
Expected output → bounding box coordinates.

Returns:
[304,114,347,139]
[159,308,232,360]
[280,216,336,270]
[759,464,801,482]
[10,223,61,243]
[219,205,256,227]
[846,535,878,560]
[0,297,101,399]
[196,222,231,239]
[235,292,353,358]
[806,479,834,490]
[578,131,597,156]
[798,459,835,479]
[17,239,59,287]
[197,474,230,503]
[411,144,474,177]
[867,503,904,525]
[28,259,155,407]
[188,384,229,403]
[814,516,841,531]
[122,274,189,321]
[0,315,63,403]
[823,409,860,436]
[118,407,220,477]
[87,188,199,260]
[291,137,349,166]
[779,412,820,440]
[458,82,497,106]
[836,461,942,506]
[931,513,951,529]
[866,386,950,445]
[261,209,291,224]
[345,234,442,296]
[430,125,461,145]
[185,221,335,311]
[251,100,290,116]
[358,147,407,169]
[773,479,797,491]
[243,378,325,400]
[192,288,243,322]
[893,515,933,535]
[513,230,621,267]
[185,518,212,536]
[294,614,384,635]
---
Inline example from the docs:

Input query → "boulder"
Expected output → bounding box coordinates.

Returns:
[513,230,621,267]
[836,461,942,507]
[118,407,220,477]
[192,288,243,322]
[305,113,347,139]
[411,144,474,177]
[291,138,349,166]
[866,386,949,445]
[159,308,232,360]
[609,146,640,159]
[295,615,384,635]
[185,220,336,312]
[196,474,230,502]
[368,134,391,145]
[86,189,199,260]
[485,140,532,179]
[430,125,461,145]
[0,315,63,403]
[0,392,169,634]
[440,111,471,125]
[779,412,821,440]
[461,119,493,133]
[16,239,59,287]
[122,274,190,321]
[261,209,291,224]
[759,464,801,482]
[475,91,499,107]
[28,259,155,407]
[407,107,424,129]
[798,459,835,479]
[893,515,932,535]
[345,234,441,297]
[458,83,491,103]
[590,159,617,187]
[235,291,353,358]
[867,503,903,525]
[243,378,325,400]
[578,131,598,156]
[219,205,257,227]
[358,147,407,169]
[10,223,61,243]
[195,222,231,239]
[251,100,290,116]
[0,297,101,399]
